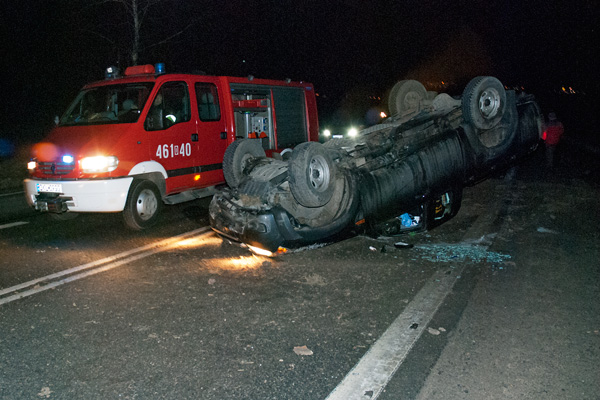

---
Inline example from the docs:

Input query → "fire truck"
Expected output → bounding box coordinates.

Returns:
[24,64,319,229]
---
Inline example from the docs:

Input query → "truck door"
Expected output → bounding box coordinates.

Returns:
[192,79,228,186]
[145,81,197,193]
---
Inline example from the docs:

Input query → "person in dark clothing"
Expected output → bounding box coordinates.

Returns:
[543,112,564,168]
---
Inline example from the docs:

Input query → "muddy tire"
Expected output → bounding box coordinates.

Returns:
[388,80,427,117]
[461,88,519,165]
[462,76,506,130]
[288,142,336,207]
[223,139,266,188]
[123,179,162,230]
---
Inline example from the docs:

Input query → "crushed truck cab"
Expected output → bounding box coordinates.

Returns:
[24,64,318,229]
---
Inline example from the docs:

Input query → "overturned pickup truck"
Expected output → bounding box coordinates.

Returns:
[209,76,542,254]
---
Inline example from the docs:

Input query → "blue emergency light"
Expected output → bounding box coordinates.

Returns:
[105,66,120,79]
[155,63,166,75]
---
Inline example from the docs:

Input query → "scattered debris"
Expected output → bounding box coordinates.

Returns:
[394,241,414,249]
[293,345,313,356]
[427,327,441,335]
[410,323,419,329]
[537,227,558,234]
[369,246,378,252]
[301,273,327,286]
[208,278,216,285]
[414,243,511,264]
[37,387,53,398]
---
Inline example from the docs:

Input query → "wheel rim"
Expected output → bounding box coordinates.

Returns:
[308,155,331,193]
[403,91,422,110]
[478,88,501,119]
[136,188,158,221]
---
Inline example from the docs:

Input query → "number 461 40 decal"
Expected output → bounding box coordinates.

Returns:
[155,143,192,159]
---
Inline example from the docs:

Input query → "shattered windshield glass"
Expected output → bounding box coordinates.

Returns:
[60,83,154,126]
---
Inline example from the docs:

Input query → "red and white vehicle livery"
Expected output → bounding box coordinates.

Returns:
[24,63,319,229]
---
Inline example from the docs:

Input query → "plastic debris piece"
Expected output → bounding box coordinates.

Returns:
[427,327,441,335]
[400,213,413,227]
[293,345,313,356]
[208,278,216,285]
[394,241,414,249]
[537,227,558,234]
[369,246,377,251]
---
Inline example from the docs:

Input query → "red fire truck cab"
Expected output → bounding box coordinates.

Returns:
[24,64,319,229]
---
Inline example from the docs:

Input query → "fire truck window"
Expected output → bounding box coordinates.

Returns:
[196,83,221,122]
[145,82,191,131]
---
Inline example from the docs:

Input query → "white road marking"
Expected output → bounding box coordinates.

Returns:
[327,184,510,399]
[0,221,29,230]
[0,227,212,306]
[325,266,464,400]
[0,191,24,198]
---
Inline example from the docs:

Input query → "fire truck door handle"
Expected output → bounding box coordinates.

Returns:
[220,132,227,140]
[191,134,198,142]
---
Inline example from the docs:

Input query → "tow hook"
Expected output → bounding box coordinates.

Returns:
[35,193,73,213]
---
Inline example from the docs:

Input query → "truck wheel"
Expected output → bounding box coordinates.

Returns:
[223,139,266,188]
[288,142,336,207]
[388,80,427,117]
[123,179,162,230]
[462,76,506,130]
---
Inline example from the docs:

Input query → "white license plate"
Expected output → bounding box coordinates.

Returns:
[36,183,63,193]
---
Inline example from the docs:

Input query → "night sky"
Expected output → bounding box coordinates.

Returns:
[0,0,596,142]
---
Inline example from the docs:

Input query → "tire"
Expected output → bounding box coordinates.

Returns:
[123,179,162,230]
[462,76,506,130]
[388,80,427,117]
[223,139,266,188]
[461,86,519,168]
[288,142,336,207]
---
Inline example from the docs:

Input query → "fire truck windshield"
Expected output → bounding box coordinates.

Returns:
[60,83,154,126]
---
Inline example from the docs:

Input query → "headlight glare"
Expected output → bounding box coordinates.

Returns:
[81,156,118,173]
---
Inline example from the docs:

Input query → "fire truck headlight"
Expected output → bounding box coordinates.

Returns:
[27,160,37,171]
[62,155,74,164]
[348,127,359,137]
[323,129,331,137]
[81,156,119,173]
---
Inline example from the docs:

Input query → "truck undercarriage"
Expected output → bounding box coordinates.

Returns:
[209,76,543,254]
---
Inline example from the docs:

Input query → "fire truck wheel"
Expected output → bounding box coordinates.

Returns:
[288,142,336,207]
[123,179,163,230]
[223,139,266,188]
[462,76,506,130]
[388,80,427,117]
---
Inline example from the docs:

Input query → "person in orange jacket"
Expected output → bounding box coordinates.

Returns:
[543,112,564,168]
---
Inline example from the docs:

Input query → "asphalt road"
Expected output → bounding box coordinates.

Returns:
[1,149,598,399]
